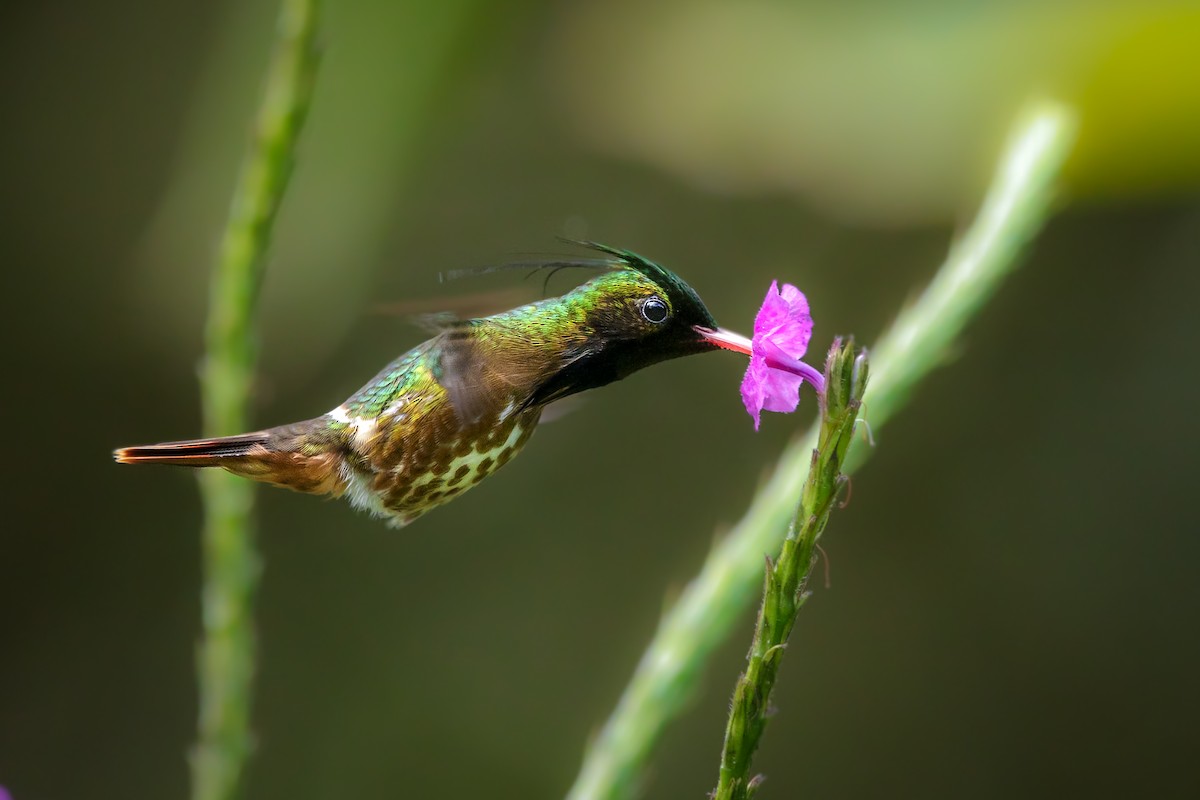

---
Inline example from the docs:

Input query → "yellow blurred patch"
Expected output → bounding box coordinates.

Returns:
[1067,6,1200,197]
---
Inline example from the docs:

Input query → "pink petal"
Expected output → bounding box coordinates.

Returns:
[752,281,812,360]
[752,281,789,334]
[737,280,821,428]
[759,363,803,414]
[740,357,767,430]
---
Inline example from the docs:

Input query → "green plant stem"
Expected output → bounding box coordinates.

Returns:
[714,340,868,800]
[193,3,321,800]
[565,102,1076,800]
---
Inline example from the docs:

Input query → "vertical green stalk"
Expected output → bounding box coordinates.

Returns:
[194,3,321,800]
[713,341,867,800]
[565,102,1076,800]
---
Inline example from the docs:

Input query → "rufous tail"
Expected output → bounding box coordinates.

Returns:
[114,420,348,496]
[113,432,272,467]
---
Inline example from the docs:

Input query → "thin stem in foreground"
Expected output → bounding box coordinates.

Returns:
[193,3,321,800]
[565,102,1076,800]
[713,341,867,800]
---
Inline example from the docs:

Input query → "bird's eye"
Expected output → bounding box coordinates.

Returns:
[641,297,669,324]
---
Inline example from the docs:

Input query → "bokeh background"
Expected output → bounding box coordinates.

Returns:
[3,1,1199,798]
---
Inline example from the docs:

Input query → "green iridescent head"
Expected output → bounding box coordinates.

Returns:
[518,241,724,406]
[571,240,718,327]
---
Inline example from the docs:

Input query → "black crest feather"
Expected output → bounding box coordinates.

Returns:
[439,239,718,328]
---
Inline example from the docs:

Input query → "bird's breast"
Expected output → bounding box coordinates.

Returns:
[344,399,542,527]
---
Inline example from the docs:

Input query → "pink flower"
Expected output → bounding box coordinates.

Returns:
[696,281,825,429]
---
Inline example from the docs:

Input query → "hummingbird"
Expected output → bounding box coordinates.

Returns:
[114,242,751,527]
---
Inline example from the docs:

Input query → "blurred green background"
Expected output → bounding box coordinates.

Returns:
[2,1,1199,798]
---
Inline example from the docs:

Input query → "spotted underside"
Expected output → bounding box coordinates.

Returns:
[326,332,549,526]
[334,398,542,528]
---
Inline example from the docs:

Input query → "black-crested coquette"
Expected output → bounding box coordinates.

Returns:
[115,242,758,527]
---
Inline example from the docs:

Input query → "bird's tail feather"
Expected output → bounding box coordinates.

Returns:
[114,421,347,497]
[113,432,271,467]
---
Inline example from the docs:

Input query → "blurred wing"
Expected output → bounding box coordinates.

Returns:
[436,328,493,424]
[373,287,536,324]
[435,328,560,424]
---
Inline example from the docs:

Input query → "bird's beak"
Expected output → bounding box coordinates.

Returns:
[694,326,753,355]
